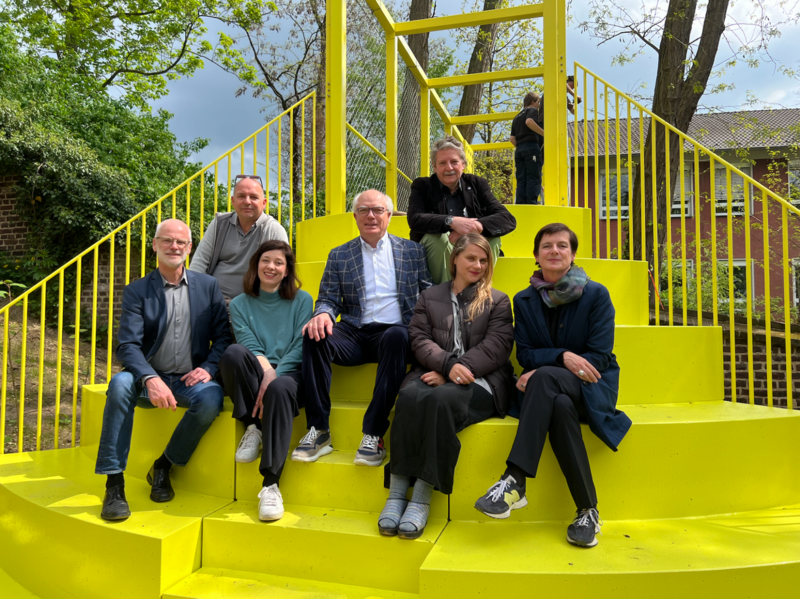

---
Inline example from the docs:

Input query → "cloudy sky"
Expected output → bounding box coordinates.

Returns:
[152,0,800,167]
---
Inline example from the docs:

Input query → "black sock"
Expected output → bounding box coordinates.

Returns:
[240,413,260,429]
[106,473,124,489]
[154,453,172,471]
[262,472,280,488]
[504,463,527,487]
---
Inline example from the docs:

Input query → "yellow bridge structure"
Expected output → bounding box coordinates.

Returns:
[2,1,800,597]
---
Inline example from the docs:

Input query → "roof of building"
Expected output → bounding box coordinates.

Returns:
[568,108,800,157]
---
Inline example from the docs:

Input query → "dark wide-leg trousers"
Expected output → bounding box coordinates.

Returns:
[218,344,302,483]
[302,320,410,437]
[507,365,597,509]
[391,379,496,495]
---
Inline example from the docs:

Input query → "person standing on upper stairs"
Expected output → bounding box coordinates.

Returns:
[510,91,544,205]
[217,240,313,522]
[96,219,231,521]
[474,222,631,548]
[378,233,516,540]
[189,174,288,303]
[407,135,516,285]
[295,190,432,468]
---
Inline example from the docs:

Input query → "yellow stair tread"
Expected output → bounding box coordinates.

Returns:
[423,504,800,575]
[163,567,419,599]
[0,564,41,599]
[206,500,446,542]
[0,448,232,538]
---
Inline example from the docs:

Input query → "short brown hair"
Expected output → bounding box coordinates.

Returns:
[243,240,301,300]
[523,92,539,107]
[533,223,579,256]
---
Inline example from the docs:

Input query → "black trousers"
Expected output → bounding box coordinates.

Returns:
[302,320,410,437]
[507,365,597,510]
[218,344,302,483]
[391,379,496,495]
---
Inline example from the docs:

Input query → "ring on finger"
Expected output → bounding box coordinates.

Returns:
[578,369,586,377]
[456,376,462,382]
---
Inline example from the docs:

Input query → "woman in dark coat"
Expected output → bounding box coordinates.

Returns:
[378,233,516,540]
[474,223,631,549]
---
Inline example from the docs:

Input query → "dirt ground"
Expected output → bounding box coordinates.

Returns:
[1,314,120,454]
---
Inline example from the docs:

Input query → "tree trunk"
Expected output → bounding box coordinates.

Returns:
[630,0,729,298]
[396,0,433,209]
[457,0,501,144]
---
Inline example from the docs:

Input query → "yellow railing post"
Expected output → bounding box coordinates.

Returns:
[325,0,347,214]
[542,0,567,206]
[386,30,398,201]
[421,86,430,177]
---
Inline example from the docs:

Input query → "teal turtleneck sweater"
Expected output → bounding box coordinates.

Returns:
[229,288,313,376]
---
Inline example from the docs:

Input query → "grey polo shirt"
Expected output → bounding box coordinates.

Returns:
[188,212,289,300]
[148,270,193,376]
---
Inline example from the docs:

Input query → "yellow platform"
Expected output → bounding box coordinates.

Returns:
[0,564,41,599]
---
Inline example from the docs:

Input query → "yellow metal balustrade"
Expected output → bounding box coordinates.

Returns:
[0,93,317,454]
[571,63,800,409]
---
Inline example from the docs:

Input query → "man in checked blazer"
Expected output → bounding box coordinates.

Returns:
[295,189,433,467]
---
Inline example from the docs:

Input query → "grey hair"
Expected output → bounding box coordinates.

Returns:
[352,190,394,212]
[154,219,192,243]
[430,135,467,167]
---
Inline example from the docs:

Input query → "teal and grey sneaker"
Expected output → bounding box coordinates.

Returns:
[474,475,527,519]
[291,427,333,462]
[567,507,602,547]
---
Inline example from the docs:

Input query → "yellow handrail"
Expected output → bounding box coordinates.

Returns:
[346,123,414,185]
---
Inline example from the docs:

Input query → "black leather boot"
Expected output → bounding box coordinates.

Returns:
[101,484,131,521]
[147,463,175,503]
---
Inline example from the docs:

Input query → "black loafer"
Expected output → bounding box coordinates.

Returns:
[101,484,131,521]
[146,464,175,503]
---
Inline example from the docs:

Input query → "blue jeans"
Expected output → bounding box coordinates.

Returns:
[515,142,542,205]
[95,371,224,474]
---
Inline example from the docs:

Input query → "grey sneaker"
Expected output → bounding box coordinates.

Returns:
[291,427,333,462]
[258,484,284,521]
[354,434,386,466]
[235,424,262,463]
[474,475,528,519]
[567,507,602,547]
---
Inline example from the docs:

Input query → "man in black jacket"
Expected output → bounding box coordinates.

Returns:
[407,135,517,283]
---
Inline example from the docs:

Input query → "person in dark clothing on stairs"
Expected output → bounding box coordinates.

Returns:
[379,233,516,539]
[218,240,313,521]
[474,223,631,548]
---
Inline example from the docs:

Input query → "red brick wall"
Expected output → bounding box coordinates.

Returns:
[0,175,29,256]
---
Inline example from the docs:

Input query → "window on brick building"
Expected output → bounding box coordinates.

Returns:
[715,164,753,216]
[717,259,752,303]
[788,160,800,206]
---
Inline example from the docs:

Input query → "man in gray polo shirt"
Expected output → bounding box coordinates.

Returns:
[190,175,289,301]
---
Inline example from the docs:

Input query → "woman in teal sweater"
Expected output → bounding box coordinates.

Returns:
[218,240,313,521]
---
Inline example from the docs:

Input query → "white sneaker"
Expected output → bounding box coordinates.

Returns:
[258,484,284,521]
[235,424,262,463]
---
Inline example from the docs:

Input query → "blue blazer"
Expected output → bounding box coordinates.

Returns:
[514,280,631,450]
[314,234,433,327]
[116,268,232,381]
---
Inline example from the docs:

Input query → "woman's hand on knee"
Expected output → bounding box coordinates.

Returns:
[421,371,446,387]
[516,370,536,392]
[253,365,277,418]
[562,352,601,383]
[449,363,475,385]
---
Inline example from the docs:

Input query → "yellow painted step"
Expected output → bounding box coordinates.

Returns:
[80,385,238,499]
[295,207,593,262]
[419,506,800,599]
[235,447,447,518]
[327,325,723,404]
[163,567,419,599]
[449,402,800,522]
[0,564,41,599]
[202,502,446,595]
[0,448,232,599]
[298,256,648,326]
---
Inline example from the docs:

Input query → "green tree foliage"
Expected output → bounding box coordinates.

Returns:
[1,0,273,108]
[0,25,207,269]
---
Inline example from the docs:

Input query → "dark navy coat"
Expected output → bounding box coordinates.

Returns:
[513,280,631,450]
[116,268,232,381]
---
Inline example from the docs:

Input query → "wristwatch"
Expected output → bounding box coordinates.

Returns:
[444,216,454,229]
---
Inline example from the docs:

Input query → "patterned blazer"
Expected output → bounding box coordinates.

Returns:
[314,234,433,327]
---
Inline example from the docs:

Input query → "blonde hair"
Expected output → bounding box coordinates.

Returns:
[449,233,494,322]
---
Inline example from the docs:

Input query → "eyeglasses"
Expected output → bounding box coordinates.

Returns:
[155,237,190,248]
[233,174,264,187]
[354,206,389,216]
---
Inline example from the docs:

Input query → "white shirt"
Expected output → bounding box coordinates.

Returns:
[360,235,403,325]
